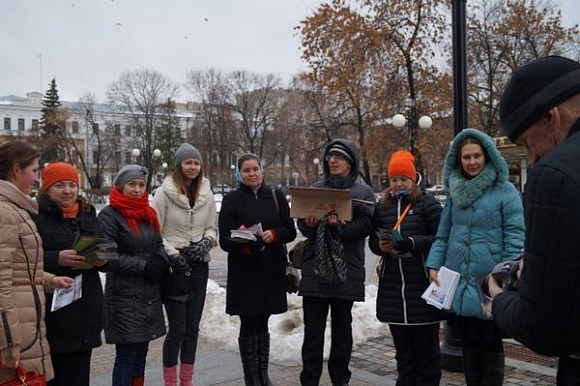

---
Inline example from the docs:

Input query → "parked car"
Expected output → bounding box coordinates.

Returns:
[425,184,446,194]
[213,184,232,194]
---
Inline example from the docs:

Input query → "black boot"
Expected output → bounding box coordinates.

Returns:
[257,332,274,386]
[462,347,480,386]
[239,336,261,386]
[480,352,505,386]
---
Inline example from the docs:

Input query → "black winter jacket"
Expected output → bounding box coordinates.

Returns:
[34,195,104,353]
[492,120,580,357]
[97,205,166,344]
[219,185,296,316]
[298,139,375,302]
[369,191,443,324]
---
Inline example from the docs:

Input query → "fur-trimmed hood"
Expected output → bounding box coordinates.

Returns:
[444,129,509,208]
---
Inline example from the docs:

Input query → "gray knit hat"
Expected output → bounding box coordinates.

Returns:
[114,164,148,189]
[173,143,201,168]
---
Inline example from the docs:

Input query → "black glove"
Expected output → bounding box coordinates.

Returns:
[182,238,213,264]
[247,236,266,253]
[143,255,166,281]
[393,237,414,254]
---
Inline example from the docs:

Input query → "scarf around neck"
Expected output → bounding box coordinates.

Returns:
[448,163,497,209]
[325,173,356,189]
[62,201,79,219]
[109,187,160,236]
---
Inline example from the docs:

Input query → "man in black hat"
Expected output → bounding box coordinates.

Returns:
[488,55,580,385]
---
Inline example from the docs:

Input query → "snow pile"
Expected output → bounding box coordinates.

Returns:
[199,280,386,366]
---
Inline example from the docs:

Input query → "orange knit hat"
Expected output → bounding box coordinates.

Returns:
[388,150,417,182]
[41,162,79,191]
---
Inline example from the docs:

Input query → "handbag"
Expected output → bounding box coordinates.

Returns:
[272,188,300,293]
[285,261,300,294]
[0,363,46,386]
[160,251,192,299]
[288,239,309,269]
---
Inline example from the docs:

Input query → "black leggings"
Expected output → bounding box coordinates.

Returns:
[239,314,270,337]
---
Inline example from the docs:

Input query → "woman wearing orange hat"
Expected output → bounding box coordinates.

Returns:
[35,162,106,386]
[369,150,443,385]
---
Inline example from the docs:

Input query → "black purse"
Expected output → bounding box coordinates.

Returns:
[272,188,300,294]
[160,250,192,299]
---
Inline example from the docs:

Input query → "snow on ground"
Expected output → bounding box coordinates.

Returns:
[199,279,386,366]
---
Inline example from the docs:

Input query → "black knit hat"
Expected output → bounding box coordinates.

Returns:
[500,56,580,142]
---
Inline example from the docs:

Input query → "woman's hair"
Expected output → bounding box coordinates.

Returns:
[457,136,489,165]
[172,165,202,200]
[237,153,261,170]
[0,141,39,181]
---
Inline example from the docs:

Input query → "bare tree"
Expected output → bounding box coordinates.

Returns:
[186,68,236,186]
[65,92,116,188]
[227,71,281,159]
[107,69,179,191]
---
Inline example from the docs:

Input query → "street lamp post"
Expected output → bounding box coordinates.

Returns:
[230,164,236,192]
[313,158,321,182]
[391,110,432,154]
[131,148,140,164]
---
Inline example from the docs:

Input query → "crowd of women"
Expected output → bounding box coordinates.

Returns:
[0,127,524,386]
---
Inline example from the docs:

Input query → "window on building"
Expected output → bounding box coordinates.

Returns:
[92,150,99,163]
[4,118,11,131]
[32,119,39,130]
[114,124,121,136]
[18,118,25,131]
[72,121,79,134]
[125,125,132,136]
[93,123,99,134]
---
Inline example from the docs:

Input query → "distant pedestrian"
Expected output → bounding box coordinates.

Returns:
[98,164,167,386]
[426,129,524,385]
[218,153,296,386]
[369,150,443,385]
[35,162,106,386]
[297,139,375,386]
[152,143,217,386]
[0,142,73,384]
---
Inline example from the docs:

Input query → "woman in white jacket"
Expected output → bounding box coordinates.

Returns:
[152,143,217,386]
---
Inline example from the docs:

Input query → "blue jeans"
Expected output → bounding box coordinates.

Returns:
[163,261,209,367]
[112,342,149,386]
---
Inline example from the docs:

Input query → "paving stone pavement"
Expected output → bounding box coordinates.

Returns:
[89,331,557,385]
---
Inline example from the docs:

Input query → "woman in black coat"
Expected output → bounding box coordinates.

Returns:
[97,165,167,386]
[369,151,443,386]
[218,153,296,386]
[35,162,106,386]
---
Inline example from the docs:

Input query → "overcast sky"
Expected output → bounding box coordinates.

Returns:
[1,0,578,102]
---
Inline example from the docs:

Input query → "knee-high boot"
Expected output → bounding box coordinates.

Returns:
[180,363,195,386]
[257,332,274,386]
[462,347,481,386]
[480,352,505,386]
[239,336,260,386]
[131,376,145,386]
[163,365,178,386]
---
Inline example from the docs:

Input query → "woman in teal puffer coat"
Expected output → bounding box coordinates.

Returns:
[426,128,524,386]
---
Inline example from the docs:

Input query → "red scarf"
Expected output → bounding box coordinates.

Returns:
[109,187,160,236]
